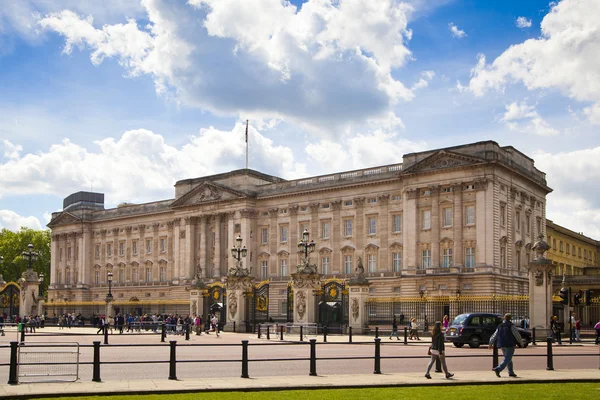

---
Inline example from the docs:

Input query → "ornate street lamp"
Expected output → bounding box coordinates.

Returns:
[22,243,39,271]
[0,255,4,283]
[106,271,113,301]
[297,229,317,274]
[39,272,45,297]
[229,235,248,277]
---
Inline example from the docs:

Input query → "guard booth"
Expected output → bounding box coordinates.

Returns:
[0,282,20,320]
[203,283,227,328]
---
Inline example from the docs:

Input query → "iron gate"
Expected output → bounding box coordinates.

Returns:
[315,279,348,328]
[0,282,20,320]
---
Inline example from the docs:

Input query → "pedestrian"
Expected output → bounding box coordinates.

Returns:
[489,313,524,378]
[424,321,454,379]
[96,316,105,334]
[211,314,220,337]
[594,320,600,345]
[575,317,582,342]
[550,316,562,345]
[409,318,420,340]
[107,315,114,334]
[389,317,400,340]
[570,313,576,342]
[442,315,449,334]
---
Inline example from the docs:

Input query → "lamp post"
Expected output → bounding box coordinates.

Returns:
[39,273,45,297]
[230,235,248,265]
[106,271,113,301]
[297,229,316,273]
[0,255,4,284]
[22,243,39,271]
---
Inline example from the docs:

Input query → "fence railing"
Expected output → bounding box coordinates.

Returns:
[2,336,598,385]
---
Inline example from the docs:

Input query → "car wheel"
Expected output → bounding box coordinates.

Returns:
[468,335,481,348]
[453,342,464,348]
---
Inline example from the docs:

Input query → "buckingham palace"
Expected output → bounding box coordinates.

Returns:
[46,140,552,326]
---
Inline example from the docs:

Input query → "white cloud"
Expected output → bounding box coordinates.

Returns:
[448,22,466,38]
[411,70,435,90]
[3,140,22,159]
[501,101,559,136]
[36,0,420,136]
[469,0,600,124]
[515,16,532,28]
[0,210,42,231]
[0,124,305,205]
[535,147,600,238]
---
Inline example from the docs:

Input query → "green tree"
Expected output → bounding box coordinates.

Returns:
[0,227,51,293]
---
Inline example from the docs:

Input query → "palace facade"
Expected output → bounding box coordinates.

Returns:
[46,141,552,320]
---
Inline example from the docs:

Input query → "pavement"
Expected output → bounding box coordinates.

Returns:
[0,369,599,399]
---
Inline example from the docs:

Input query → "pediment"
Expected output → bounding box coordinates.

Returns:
[403,150,485,174]
[47,212,81,227]
[171,181,246,208]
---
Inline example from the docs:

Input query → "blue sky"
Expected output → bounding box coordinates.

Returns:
[1,0,599,238]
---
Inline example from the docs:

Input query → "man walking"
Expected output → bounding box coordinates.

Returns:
[489,313,524,378]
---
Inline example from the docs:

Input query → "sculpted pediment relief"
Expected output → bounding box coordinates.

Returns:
[171,182,245,208]
[47,212,81,227]
[404,150,485,174]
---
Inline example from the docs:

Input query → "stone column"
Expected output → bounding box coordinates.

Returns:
[309,203,320,242]
[331,201,342,273]
[225,275,254,332]
[404,189,418,269]
[184,217,196,281]
[527,237,554,339]
[239,209,255,276]
[172,218,181,281]
[291,272,321,325]
[353,198,365,261]
[289,206,300,270]
[227,212,236,274]
[189,287,205,319]
[347,279,371,331]
[50,234,59,286]
[214,214,222,279]
[377,195,390,271]
[453,184,463,267]
[268,208,278,276]
[430,186,440,268]
[199,216,208,279]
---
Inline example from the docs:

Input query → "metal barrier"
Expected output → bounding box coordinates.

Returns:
[17,342,80,383]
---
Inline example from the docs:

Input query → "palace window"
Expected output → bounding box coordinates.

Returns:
[559,241,563,252]
[368,217,377,235]
[516,250,521,271]
[280,259,288,277]
[500,247,507,269]
[59,248,63,261]
[515,211,521,232]
[500,203,506,227]
[107,244,112,257]
[465,247,475,268]
[368,198,377,204]
[526,215,530,234]
[119,242,125,256]
[392,195,401,201]
[566,243,570,254]
[392,215,402,233]
[132,269,138,282]
[442,208,453,228]
[132,241,138,256]
[344,255,353,274]
[160,267,166,282]
[67,247,72,261]
[146,239,152,254]
[344,219,353,237]
[422,210,431,230]
[422,249,432,269]
[160,238,166,253]
[261,260,268,280]
[95,271,100,285]
[261,228,268,244]
[95,245,100,259]
[392,252,402,272]
[146,267,152,282]
[367,254,377,272]
[119,269,125,283]
[465,206,475,225]
[280,226,288,243]
[442,248,453,268]
[322,256,330,274]
[321,221,330,239]
[344,200,353,206]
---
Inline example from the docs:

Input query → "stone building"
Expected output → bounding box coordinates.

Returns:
[46,141,552,322]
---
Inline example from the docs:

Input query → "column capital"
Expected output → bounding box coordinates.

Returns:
[353,197,365,206]
[377,194,390,204]
[111,228,120,236]
[331,200,342,211]
[309,203,320,212]
[268,208,279,217]
[405,189,418,200]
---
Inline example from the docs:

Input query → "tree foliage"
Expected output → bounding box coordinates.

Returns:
[0,228,51,292]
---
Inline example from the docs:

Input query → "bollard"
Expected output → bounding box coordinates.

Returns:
[161,324,166,343]
[20,326,25,344]
[185,324,190,341]
[280,325,284,341]
[375,326,379,338]
[309,339,317,376]
[241,340,249,378]
[546,337,554,371]
[92,341,101,382]
[374,338,382,374]
[267,325,271,340]
[532,328,536,345]
[258,324,262,339]
[233,321,236,333]
[323,326,328,343]
[8,341,18,385]
[300,325,304,342]
[168,341,177,380]
[403,327,408,345]
[569,321,573,345]
[104,325,109,345]
[492,343,499,369]
[349,326,353,343]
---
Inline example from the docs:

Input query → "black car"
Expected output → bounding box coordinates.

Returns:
[446,313,532,348]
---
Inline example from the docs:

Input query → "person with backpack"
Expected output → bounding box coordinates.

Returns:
[489,313,524,378]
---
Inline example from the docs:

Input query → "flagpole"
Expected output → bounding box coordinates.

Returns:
[245,119,249,170]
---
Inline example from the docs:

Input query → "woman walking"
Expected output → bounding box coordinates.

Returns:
[409,318,420,340]
[425,321,454,379]
[389,318,400,340]
[442,315,450,334]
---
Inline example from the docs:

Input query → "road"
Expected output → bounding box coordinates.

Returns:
[1,327,598,382]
